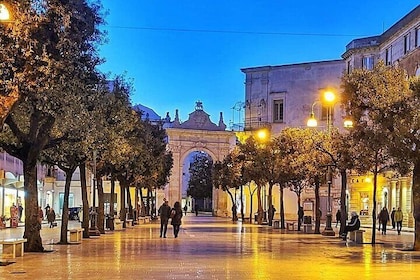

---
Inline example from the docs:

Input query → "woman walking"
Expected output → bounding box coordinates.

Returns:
[171,201,183,238]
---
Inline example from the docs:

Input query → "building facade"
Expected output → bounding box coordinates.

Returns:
[242,4,420,227]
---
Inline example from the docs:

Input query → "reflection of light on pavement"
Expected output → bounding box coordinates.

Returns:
[363,246,372,274]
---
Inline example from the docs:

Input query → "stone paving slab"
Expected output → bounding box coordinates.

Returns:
[0,216,418,280]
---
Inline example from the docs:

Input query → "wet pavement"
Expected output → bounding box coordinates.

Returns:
[0,215,419,280]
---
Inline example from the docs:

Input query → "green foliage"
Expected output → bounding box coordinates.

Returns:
[187,152,213,199]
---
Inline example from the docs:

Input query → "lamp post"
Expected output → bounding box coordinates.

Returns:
[307,90,336,236]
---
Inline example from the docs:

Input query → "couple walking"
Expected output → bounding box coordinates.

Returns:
[158,199,183,238]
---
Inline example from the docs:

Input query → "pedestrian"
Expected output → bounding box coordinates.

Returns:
[183,204,187,216]
[158,199,171,238]
[378,207,390,235]
[18,203,23,222]
[47,208,56,228]
[268,204,276,226]
[297,206,304,230]
[45,204,51,219]
[38,207,44,229]
[390,207,396,229]
[335,209,341,228]
[171,201,183,238]
[194,204,199,216]
[394,207,403,235]
[340,212,361,240]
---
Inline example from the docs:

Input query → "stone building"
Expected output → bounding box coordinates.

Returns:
[241,4,420,226]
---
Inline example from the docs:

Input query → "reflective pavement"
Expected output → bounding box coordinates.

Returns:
[0,215,419,280]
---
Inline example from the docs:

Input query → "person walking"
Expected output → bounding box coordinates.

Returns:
[171,201,183,238]
[390,207,396,229]
[194,204,199,216]
[378,207,390,235]
[268,205,276,226]
[335,209,341,228]
[158,199,171,238]
[45,204,51,219]
[297,206,304,231]
[394,207,403,235]
[47,208,56,228]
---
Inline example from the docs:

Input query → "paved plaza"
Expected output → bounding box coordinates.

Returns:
[0,215,419,280]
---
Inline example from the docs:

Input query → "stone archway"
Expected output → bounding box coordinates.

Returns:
[160,103,236,216]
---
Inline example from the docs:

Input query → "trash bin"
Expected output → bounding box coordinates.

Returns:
[303,216,312,224]
[273,220,280,229]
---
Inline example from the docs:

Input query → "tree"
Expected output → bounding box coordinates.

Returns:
[0,0,105,252]
[341,61,406,244]
[187,152,213,205]
[212,149,245,221]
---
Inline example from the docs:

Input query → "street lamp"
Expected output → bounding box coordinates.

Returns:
[307,89,337,236]
[0,3,11,21]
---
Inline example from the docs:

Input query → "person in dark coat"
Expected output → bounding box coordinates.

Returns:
[158,199,171,238]
[297,206,304,231]
[379,207,390,235]
[47,208,56,228]
[268,205,276,226]
[390,207,396,229]
[340,212,360,240]
[171,201,183,238]
[335,209,341,228]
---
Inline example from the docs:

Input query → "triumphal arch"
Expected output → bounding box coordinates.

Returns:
[160,102,236,216]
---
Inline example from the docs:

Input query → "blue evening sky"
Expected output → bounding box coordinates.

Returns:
[98,1,419,128]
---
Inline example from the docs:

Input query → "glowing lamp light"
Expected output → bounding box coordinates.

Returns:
[307,112,318,127]
[344,119,353,128]
[0,4,10,21]
[323,90,336,104]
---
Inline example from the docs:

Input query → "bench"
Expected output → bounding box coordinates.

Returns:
[286,221,296,231]
[0,238,27,258]
[68,228,84,243]
[272,220,280,229]
[303,224,313,233]
[125,219,134,228]
[349,230,365,243]
[114,219,123,230]
[139,217,151,224]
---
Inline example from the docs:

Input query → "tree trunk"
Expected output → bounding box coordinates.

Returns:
[97,176,105,234]
[23,161,44,252]
[240,185,244,222]
[297,194,302,231]
[280,186,285,229]
[59,168,76,244]
[339,169,348,235]
[108,177,115,231]
[314,176,321,234]
[412,160,420,250]
[120,181,126,228]
[257,185,263,224]
[226,189,237,221]
[371,169,378,245]
[79,163,90,238]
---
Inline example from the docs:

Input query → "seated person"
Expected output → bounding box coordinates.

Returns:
[340,212,361,240]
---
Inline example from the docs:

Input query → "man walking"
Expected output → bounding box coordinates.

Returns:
[395,207,403,235]
[158,199,171,238]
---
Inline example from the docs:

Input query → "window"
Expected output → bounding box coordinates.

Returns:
[385,47,392,65]
[415,27,420,47]
[362,56,374,70]
[404,33,411,54]
[273,99,284,123]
